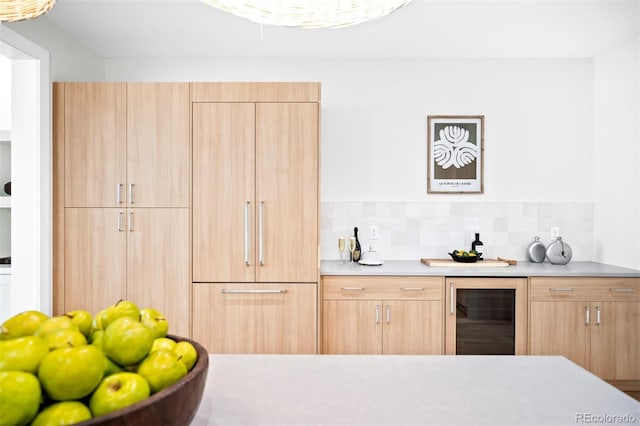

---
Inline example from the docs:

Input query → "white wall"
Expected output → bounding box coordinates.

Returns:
[105,57,599,262]
[106,57,594,203]
[593,35,640,269]
[5,18,104,81]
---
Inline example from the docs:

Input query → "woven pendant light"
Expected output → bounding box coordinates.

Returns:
[200,0,413,29]
[0,0,56,22]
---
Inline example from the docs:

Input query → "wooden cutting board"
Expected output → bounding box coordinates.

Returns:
[421,258,512,267]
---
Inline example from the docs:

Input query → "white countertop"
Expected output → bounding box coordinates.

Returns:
[192,355,639,425]
[321,260,640,277]
[0,264,11,275]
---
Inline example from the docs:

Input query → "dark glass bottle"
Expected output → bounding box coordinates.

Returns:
[352,227,362,262]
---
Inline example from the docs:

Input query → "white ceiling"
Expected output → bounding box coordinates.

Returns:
[39,0,639,58]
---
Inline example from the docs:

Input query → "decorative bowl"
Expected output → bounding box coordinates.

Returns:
[448,252,480,263]
[78,335,209,426]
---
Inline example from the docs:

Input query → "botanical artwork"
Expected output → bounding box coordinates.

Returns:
[427,116,484,193]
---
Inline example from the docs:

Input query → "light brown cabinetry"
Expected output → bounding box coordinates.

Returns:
[53,83,191,336]
[192,283,317,354]
[191,83,320,354]
[322,276,444,355]
[529,277,640,387]
[192,101,318,283]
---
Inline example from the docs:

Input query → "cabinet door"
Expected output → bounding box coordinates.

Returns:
[529,301,591,370]
[192,103,255,282]
[64,83,126,207]
[126,208,190,337]
[64,208,126,314]
[193,283,317,354]
[590,302,640,380]
[127,83,190,208]
[383,301,443,355]
[322,300,382,354]
[255,103,318,283]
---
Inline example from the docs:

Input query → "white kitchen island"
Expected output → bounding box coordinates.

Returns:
[192,355,639,425]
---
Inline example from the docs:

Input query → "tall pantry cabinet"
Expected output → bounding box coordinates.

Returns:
[53,83,191,336]
[191,83,320,354]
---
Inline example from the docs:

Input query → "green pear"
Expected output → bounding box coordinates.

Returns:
[102,317,154,366]
[89,372,150,417]
[103,356,124,378]
[0,371,42,426]
[90,329,104,349]
[38,345,107,401]
[43,329,87,351]
[150,337,177,353]
[137,349,187,393]
[91,308,108,332]
[0,335,49,373]
[34,316,79,338]
[0,310,49,340]
[31,401,92,426]
[99,300,141,330]
[65,310,93,337]
[174,341,198,371]
[140,307,169,339]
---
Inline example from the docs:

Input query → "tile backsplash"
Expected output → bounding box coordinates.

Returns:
[321,202,593,261]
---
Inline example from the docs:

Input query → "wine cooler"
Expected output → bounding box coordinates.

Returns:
[445,278,528,355]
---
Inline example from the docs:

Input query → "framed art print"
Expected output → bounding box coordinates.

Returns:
[427,115,484,194]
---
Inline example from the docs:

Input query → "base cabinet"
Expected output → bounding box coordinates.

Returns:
[321,276,444,355]
[529,277,640,384]
[192,283,317,354]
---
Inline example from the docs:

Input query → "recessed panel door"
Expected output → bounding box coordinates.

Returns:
[192,103,255,282]
[255,103,318,283]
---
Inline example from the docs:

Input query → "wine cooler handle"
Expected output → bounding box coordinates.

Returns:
[128,212,134,232]
[386,305,390,324]
[118,212,124,232]
[258,201,264,266]
[595,305,601,326]
[375,304,380,324]
[128,183,135,204]
[117,183,123,204]
[449,283,455,314]
[244,201,250,267]
[585,305,590,325]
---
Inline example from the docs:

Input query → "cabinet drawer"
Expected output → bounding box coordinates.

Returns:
[530,277,640,301]
[322,276,443,301]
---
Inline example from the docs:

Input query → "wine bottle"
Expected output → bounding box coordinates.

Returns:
[352,227,362,262]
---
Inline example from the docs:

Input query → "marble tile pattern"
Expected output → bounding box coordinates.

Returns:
[321,202,593,261]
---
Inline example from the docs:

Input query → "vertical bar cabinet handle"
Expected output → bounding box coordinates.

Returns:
[128,212,134,232]
[244,201,250,266]
[595,306,601,326]
[386,305,390,324]
[128,184,135,204]
[585,305,590,325]
[375,305,380,324]
[117,183,123,204]
[258,201,264,266]
[117,212,123,232]
[449,283,455,315]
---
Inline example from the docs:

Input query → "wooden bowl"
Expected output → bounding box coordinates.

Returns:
[78,335,209,426]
